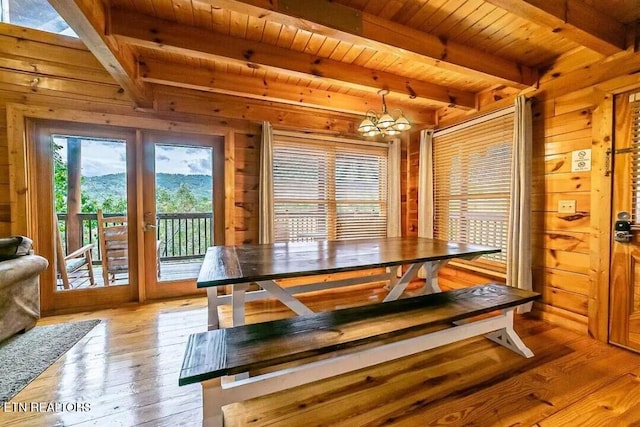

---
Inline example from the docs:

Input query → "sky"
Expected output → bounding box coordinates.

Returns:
[53,137,213,177]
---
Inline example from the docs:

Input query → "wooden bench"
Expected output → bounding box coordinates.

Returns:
[179,283,540,427]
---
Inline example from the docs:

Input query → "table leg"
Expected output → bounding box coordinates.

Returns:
[383,263,423,302]
[232,283,250,327]
[207,287,219,331]
[257,280,314,316]
[424,261,442,293]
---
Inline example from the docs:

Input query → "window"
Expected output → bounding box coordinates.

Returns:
[273,135,388,242]
[432,109,514,264]
[1,0,77,37]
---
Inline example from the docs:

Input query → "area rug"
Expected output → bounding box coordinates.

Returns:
[0,319,101,404]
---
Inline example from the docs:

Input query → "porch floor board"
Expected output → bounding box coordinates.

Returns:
[57,259,203,290]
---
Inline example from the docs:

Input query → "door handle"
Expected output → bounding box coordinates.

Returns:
[615,211,633,243]
[143,223,157,232]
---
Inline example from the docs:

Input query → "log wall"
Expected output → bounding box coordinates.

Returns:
[0,25,364,247]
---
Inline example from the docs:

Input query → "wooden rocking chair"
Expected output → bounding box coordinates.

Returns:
[97,210,129,285]
[97,210,162,285]
[55,214,96,289]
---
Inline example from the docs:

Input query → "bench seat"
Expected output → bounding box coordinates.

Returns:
[180,283,539,426]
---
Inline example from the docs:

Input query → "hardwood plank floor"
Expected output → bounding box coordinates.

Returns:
[2,286,640,426]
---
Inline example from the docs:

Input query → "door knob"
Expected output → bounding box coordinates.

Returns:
[614,211,632,243]
[143,223,157,232]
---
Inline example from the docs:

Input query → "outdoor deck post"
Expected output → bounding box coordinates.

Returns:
[66,137,82,252]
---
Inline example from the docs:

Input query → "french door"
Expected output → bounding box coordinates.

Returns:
[141,131,225,299]
[34,122,225,313]
[34,121,139,313]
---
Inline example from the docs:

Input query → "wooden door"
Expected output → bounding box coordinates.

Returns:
[33,121,139,314]
[141,131,225,300]
[610,91,640,351]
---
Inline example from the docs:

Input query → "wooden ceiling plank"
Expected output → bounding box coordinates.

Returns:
[211,6,230,34]
[261,20,283,45]
[419,0,467,33]
[171,0,196,25]
[192,1,215,30]
[290,29,314,52]
[246,15,267,42]
[444,2,496,41]
[48,0,153,107]
[109,9,476,109]
[456,7,508,45]
[403,1,438,29]
[483,0,626,56]
[316,37,340,58]
[151,0,177,21]
[154,86,361,134]
[538,49,640,100]
[139,57,436,123]
[198,0,537,87]
[229,10,249,38]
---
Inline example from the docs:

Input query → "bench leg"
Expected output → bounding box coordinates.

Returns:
[232,283,250,327]
[202,378,224,427]
[485,309,534,358]
[207,288,220,331]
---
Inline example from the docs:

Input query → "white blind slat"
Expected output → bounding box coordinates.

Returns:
[433,111,514,263]
[273,136,388,242]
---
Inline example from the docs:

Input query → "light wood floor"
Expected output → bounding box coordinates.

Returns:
[3,286,640,426]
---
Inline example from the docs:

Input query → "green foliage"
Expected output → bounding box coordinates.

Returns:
[53,143,68,213]
[53,147,210,214]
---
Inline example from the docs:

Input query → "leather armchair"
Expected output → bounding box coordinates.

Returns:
[0,255,48,342]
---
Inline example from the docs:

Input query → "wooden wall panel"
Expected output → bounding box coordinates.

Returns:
[0,25,370,250]
[0,104,9,233]
[529,95,598,333]
[234,132,259,245]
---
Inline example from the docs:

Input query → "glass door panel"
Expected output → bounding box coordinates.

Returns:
[155,144,213,283]
[34,121,138,314]
[142,131,223,299]
[52,135,131,290]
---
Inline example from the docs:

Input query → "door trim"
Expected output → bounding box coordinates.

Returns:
[8,103,236,313]
[33,121,139,313]
[588,93,614,342]
[141,130,226,300]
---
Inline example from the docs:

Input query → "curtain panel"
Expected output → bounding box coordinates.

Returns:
[508,96,533,313]
[259,121,274,244]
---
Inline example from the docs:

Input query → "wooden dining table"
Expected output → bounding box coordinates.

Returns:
[196,236,501,330]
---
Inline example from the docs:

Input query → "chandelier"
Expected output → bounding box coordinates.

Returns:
[357,89,411,137]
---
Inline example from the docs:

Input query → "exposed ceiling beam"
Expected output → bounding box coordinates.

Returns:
[48,0,153,108]
[536,48,640,99]
[108,9,475,110]
[483,0,626,56]
[197,0,537,88]
[139,58,436,124]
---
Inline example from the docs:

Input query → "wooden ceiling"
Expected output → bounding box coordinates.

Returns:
[48,0,640,127]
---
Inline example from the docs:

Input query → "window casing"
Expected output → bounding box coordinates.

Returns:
[273,136,388,242]
[433,109,514,265]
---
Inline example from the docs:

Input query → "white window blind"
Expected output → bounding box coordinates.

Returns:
[273,136,388,242]
[433,110,514,264]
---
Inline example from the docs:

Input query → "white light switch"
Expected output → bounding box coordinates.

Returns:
[558,200,576,214]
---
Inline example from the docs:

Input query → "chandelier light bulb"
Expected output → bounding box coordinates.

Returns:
[357,91,411,138]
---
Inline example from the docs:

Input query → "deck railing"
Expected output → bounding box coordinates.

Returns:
[57,212,213,263]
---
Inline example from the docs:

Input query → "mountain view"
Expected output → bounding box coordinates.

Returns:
[82,173,213,203]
